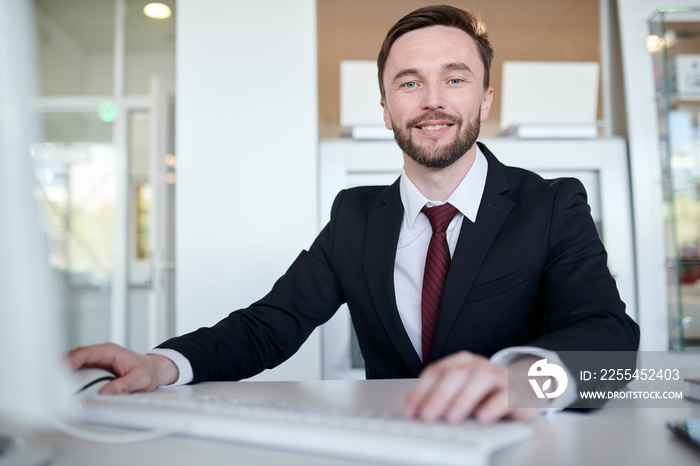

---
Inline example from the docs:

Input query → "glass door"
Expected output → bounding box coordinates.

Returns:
[33,0,176,350]
[33,112,117,346]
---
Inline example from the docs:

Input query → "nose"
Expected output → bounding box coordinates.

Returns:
[420,82,446,110]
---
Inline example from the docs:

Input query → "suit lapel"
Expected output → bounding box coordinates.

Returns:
[430,146,515,361]
[362,181,424,375]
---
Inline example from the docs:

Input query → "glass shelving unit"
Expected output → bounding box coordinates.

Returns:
[650,7,700,350]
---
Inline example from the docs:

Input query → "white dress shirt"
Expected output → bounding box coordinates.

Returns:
[394,147,487,360]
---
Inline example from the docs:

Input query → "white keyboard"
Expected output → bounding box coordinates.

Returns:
[71,390,532,466]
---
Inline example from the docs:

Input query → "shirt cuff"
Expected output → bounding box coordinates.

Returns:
[490,346,577,413]
[147,348,194,386]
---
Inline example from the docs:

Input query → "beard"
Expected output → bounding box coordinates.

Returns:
[392,110,480,169]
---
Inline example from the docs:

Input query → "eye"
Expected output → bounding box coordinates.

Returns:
[448,78,463,85]
[404,82,417,89]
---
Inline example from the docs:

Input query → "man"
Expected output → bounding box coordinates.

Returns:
[70,5,640,424]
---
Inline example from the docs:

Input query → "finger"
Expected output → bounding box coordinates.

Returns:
[99,379,125,395]
[473,389,540,424]
[99,368,151,395]
[404,365,444,418]
[471,388,511,424]
[444,367,503,424]
[68,343,118,371]
[67,346,92,369]
[414,367,473,423]
[405,352,482,420]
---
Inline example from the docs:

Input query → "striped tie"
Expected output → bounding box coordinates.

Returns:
[421,203,458,365]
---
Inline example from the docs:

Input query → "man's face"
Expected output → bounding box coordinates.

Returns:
[380,26,493,169]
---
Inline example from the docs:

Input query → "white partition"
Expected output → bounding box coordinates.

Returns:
[176,0,320,381]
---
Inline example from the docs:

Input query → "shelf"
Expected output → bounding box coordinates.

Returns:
[671,95,700,106]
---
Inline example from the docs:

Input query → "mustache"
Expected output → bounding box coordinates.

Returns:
[405,111,462,129]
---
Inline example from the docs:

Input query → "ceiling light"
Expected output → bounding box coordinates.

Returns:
[144,3,171,19]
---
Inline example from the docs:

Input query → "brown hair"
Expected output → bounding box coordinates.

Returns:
[377,5,493,99]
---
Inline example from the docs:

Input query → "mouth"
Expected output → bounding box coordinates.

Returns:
[408,112,461,135]
[413,120,456,137]
[416,123,453,131]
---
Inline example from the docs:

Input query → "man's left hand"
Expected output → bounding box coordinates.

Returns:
[403,351,546,424]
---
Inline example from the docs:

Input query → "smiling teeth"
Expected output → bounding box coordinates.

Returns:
[421,125,449,130]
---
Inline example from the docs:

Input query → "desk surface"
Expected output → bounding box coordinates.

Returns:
[5,374,700,466]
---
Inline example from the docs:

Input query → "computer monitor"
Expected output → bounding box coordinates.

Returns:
[0,0,68,461]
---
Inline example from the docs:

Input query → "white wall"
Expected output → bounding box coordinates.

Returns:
[616,0,700,350]
[176,0,320,380]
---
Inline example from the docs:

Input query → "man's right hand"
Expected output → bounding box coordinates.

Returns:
[68,343,179,395]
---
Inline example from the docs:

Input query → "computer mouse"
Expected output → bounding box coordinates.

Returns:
[69,367,117,398]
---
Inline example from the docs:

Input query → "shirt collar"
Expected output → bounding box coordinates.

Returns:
[399,145,488,228]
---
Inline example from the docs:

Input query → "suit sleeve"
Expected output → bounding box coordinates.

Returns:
[529,178,640,405]
[156,191,349,383]
[530,177,639,353]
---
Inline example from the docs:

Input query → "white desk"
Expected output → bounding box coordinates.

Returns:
[4,373,700,466]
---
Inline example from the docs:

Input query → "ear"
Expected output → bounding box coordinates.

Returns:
[380,99,393,130]
[480,87,494,122]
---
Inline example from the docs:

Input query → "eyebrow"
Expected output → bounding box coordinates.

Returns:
[391,62,474,84]
[442,62,473,74]
[392,68,419,84]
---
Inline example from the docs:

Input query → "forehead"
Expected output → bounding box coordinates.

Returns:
[384,25,483,79]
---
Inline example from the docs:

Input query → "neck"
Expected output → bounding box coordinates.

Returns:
[403,146,477,202]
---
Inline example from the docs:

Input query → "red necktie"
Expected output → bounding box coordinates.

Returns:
[421,203,458,365]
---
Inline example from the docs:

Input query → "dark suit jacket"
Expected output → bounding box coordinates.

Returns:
[159,143,640,384]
